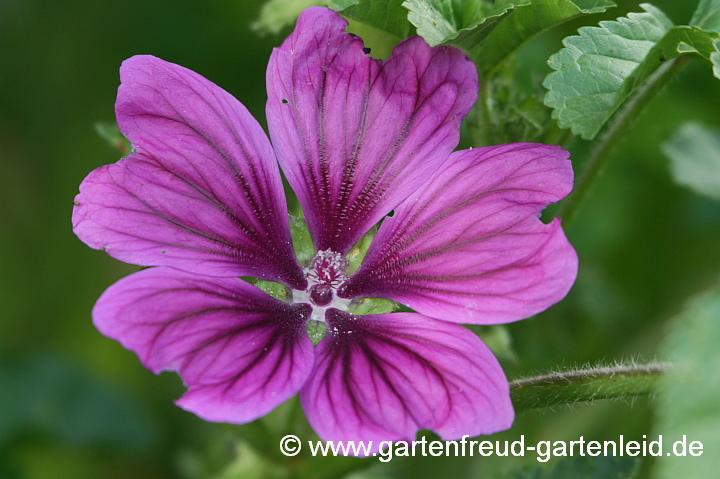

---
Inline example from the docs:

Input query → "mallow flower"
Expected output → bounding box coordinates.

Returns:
[72,7,577,450]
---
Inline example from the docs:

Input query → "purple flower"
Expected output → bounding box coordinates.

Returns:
[72,7,577,451]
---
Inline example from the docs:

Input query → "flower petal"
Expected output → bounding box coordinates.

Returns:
[73,55,306,288]
[300,309,513,451]
[266,7,477,253]
[93,267,314,423]
[339,144,578,324]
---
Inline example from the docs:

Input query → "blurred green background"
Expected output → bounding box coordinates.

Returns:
[1,0,719,478]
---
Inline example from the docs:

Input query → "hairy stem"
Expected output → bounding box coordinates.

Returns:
[556,56,690,224]
[510,362,670,411]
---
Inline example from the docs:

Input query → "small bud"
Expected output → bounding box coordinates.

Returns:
[94,122,132,157]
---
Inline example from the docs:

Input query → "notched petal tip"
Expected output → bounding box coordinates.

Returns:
[77,54,307,287]
[266,7,478,254]
[299,310,513,451]
[341,143,578,325]
[92,267,314,424]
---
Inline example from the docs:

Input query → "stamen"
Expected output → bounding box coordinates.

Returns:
[305,249,348,286]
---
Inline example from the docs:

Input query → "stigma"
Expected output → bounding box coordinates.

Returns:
[293,249,351,322]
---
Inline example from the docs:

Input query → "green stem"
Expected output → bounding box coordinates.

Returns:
[510,362,669,411]
[556,56,690,225]
[478,80,494,145]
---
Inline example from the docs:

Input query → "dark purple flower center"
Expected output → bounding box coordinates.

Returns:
[296,249,352,322]
[308,283,333,306]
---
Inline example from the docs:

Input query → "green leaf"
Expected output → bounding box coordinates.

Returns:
[404,0,615,77]
[345,225,376,274]
[348,297,400,315]
[662,122,720,200]
[251,0,325,36]
[404,0,529,49]
[245,278,291,301]
[328,0,414,39]
[290,215,315,267]
[510,362,667,411]
[654,286,720,479]
[506,456,639,479]
[691,0,720,31]
[307,320,328,346]
[475,0,616,77]
[258,0,613,75]
[712,39,720,78]
[94,122,131,157]
[544,4,720,140]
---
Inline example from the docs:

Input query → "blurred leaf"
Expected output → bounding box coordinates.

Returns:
[179,433,289,479]
[211,441,288,479]
[252,0,413,45]
[510,362,667,411]
[504,456,639,479]
[12,444,139,479]
[176,431,240,479]
[251,0,325,35]
[329,0,414,39]
[345,472,396,479]
[94,122,131,157]
[344,17,403,59]
[691,0,720,31]
[294,454,368,479]
[406,0,615,77]
[468,324,517,362]
[544,3,720,140]
[662,122,720,200]
[0,354,155,451]
[653,286,720,479]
